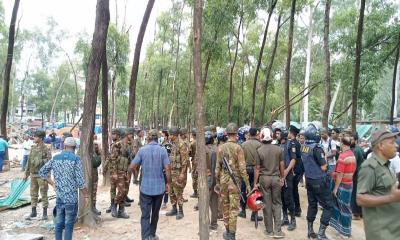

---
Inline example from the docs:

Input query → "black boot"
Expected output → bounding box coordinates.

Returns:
[106,201,113,213]
[42,207,48,220]
[190,191,198,198]
[166,204,177,216]
[282,211,289,226]
[250,212,263,221]
[307,221,318,239]
[287,214,296,231]
[93,203,101,215]
[317,224,329,240]
[26,207,37,220]
[223,227,229,240]
[238,209,246,218]
[176,205,184,220]
[126,196,134,203]
[118,205,130,219]
[124,201,131,207]
[228,231,236,240]
[111,203,118,218]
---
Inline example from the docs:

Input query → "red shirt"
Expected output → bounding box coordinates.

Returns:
[333,149,356,185]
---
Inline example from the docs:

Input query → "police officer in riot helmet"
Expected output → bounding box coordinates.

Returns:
[301,124,333,240]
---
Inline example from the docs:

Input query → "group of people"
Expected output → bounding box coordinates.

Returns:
[16,120,400,240]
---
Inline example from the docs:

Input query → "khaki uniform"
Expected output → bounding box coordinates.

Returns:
[215,139,250,233]
[190,139,198,193]
[25,142,51,207]
[105,141,129,205]
[255,143,284,233]
[357,154,400,240]
[170,139,189,207]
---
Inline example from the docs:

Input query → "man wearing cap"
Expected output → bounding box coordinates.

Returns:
[281,125,302,231]
[239,127,262,222]
[166,126,188,220]
[24,130,52,220]
[215,123,251,240]
[104,128,130,218]
[130,129,171,240]
[189,128,198,198]
[254,127,285,238]
[357,128,400,240]
[39,137,89,240]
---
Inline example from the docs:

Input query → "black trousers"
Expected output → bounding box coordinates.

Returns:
[306,177,333,226]
[281,173,295,215]
[139,192,163,240]
[293,173,302,214]
[241,166,254,211]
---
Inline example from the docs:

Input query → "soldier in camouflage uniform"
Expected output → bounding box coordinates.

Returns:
[121,128,140,204]
[215,123,251,240]
[92,139,102,215]
[103,128,130,219]
[190,128,198,198]
[166,127,189,220]
[179,128,190,191]
[24,130,52,220]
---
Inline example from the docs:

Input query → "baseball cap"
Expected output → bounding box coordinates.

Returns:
[370,128,399,147]
[64,137,76,147]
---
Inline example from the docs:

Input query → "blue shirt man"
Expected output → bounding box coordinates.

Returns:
[39,137,88,240]
[131,129,171,240]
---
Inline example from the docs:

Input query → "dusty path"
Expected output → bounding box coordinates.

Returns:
[0,166,366,240]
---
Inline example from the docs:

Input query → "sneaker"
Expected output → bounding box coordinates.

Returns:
[273,231,285,239]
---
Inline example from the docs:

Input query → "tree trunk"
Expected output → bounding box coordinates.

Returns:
[169,6,183,127]
[329,79,341,120]
[78,0,110,227]
[251,0,277,126]
[193,0,209,238]
[284,0,296,128]
[111,73,116,127]
[228,15,242,122]
[394,59,400,119]
[261,14,281,124]
[101,47,110,186]
[0,0,20,137]
[322,0,331,128]
[390,43,400,125]
[351,0,365,130]
[303,5,313,124]
[127,0,155,127]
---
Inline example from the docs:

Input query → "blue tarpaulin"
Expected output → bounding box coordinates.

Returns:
[356,124,373,139]
[0,179,30,208]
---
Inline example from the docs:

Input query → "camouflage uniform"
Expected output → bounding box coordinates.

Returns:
[215,123,250,237]
[121,136,140,196]
[104,133,130,218]
[25,141,52,208]
[190,138,198,195]
[92,143,102,214]
[170,139,189,207]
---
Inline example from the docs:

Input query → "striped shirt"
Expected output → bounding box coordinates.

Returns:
[333,149,356,185]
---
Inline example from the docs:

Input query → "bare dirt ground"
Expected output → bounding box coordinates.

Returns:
[0,150,366,240]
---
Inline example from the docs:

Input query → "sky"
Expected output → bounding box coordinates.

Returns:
[3,0,172,75]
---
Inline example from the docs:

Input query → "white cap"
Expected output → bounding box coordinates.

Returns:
[261,128,272,142]
[64,137,76,147]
